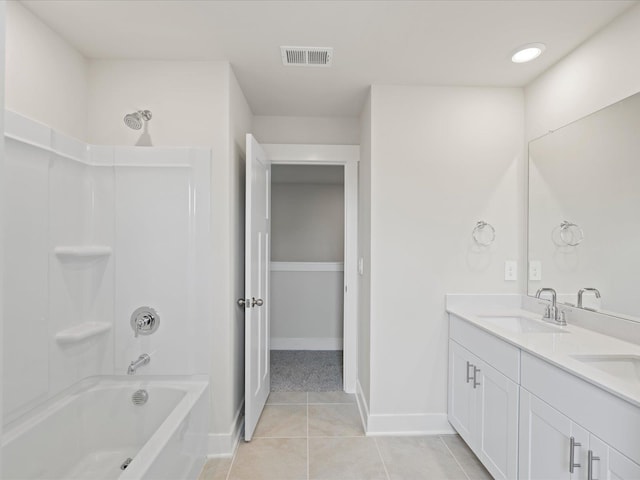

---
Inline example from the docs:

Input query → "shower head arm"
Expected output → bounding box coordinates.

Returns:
[139,110,152,121]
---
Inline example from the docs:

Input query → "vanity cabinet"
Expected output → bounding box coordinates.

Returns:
[448,336,519,480]
[588,435,640,480]
[449,340,478,441]
[448,313,640,480]
[519,388,589,480]
[519,352,640,480]
[520,389,640,480]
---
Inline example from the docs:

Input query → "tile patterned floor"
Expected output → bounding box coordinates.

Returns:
[199,392,492,480]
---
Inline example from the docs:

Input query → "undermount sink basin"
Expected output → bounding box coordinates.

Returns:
[570,354,640,382]
[477,315,569,334]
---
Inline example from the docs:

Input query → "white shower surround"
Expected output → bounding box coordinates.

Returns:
[3,111,214,474]
[2,376,209,479]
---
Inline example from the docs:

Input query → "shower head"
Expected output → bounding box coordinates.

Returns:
[124,110,152,130]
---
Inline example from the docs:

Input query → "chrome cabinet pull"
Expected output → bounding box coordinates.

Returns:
[473,366,481,389]
[466,361,474,383]
[587,450,600,480]
[569,436,581,473]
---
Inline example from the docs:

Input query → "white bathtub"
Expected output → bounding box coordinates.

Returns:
[1,376,209,480]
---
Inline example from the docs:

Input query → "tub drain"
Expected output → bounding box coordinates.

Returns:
[132,389,149,406]
[120,458,133,470]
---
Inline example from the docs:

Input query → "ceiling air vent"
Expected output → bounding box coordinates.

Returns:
[281,46,333,67]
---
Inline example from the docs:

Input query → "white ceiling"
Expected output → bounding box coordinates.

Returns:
[22,0,637,117]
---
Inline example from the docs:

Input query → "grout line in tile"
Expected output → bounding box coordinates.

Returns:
[439,436,471,480]
[373,437,391,480]
[223,433,241,480]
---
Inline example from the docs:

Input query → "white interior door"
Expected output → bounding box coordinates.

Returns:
[243,134,271,441]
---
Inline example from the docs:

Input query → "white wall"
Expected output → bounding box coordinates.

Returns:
[5,1,87,141]
[225,68,253,452]
[271,268,344,350]
[525,3,640,141]
[366,85,523,433]
[357,92,372,413]
[271,183,344,262]
[253,115,359,145]
[523,2,640,323]
[87,60,228,152]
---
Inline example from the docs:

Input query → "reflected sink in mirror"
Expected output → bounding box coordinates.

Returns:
[571,354,640,382]
[476,315,570,334]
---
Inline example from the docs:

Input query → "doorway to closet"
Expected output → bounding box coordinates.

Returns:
[270,165,344,392]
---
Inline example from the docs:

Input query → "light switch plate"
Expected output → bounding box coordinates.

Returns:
[505,260,517,281]
[529,260,542,281]
[358,257,364,276]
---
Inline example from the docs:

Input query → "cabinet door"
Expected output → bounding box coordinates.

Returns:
[589,435,640,480]
[519,389,589,480]
[476,360,519,480]
[448,340,478,446]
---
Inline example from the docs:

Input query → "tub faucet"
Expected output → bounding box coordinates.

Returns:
[127,354,150,375]
[577,288,601,310]
[535,287,566,325]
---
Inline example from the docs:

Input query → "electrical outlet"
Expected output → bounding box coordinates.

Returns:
[529,260,542,281]
[505,260,517,281]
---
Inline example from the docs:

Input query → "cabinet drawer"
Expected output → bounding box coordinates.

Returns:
[521,352,640,465]
[450,315,520,382]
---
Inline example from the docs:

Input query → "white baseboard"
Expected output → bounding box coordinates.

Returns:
[366,412,455,435]
[355,380,454,435]
[271,337,343,350]
[207,401,244,458]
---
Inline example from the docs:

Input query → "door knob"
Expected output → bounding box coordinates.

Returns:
[251,297,264,307]
[237,298,249,308]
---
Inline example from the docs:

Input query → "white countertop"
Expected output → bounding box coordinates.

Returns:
[447,305,640,408]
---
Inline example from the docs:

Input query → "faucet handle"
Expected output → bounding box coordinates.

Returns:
[557,310,567,326]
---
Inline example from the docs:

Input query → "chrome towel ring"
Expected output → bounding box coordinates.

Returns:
[472,221,496,246]
[559,220,584,246]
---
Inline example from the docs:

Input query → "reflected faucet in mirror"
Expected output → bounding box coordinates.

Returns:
[578,288,601,311]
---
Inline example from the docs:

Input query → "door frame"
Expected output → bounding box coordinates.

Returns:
[263,143,359,393]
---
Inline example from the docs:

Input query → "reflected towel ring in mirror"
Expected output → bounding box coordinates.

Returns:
[559,221,584,246]
[472,221,496,246]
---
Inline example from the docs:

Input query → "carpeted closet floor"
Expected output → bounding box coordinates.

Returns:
[270,350,343,392]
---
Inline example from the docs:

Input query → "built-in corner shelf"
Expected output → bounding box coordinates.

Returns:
[54,246,112,261]
[55,321,111,345]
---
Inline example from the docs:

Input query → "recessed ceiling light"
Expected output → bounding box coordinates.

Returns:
[511,43,546,63]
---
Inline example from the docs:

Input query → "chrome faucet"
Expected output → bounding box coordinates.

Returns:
[577,288,601,310]
[127,354,150,375]
[535,287,566,326]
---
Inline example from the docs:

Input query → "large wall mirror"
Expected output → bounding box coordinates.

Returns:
[528,91,640,322]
